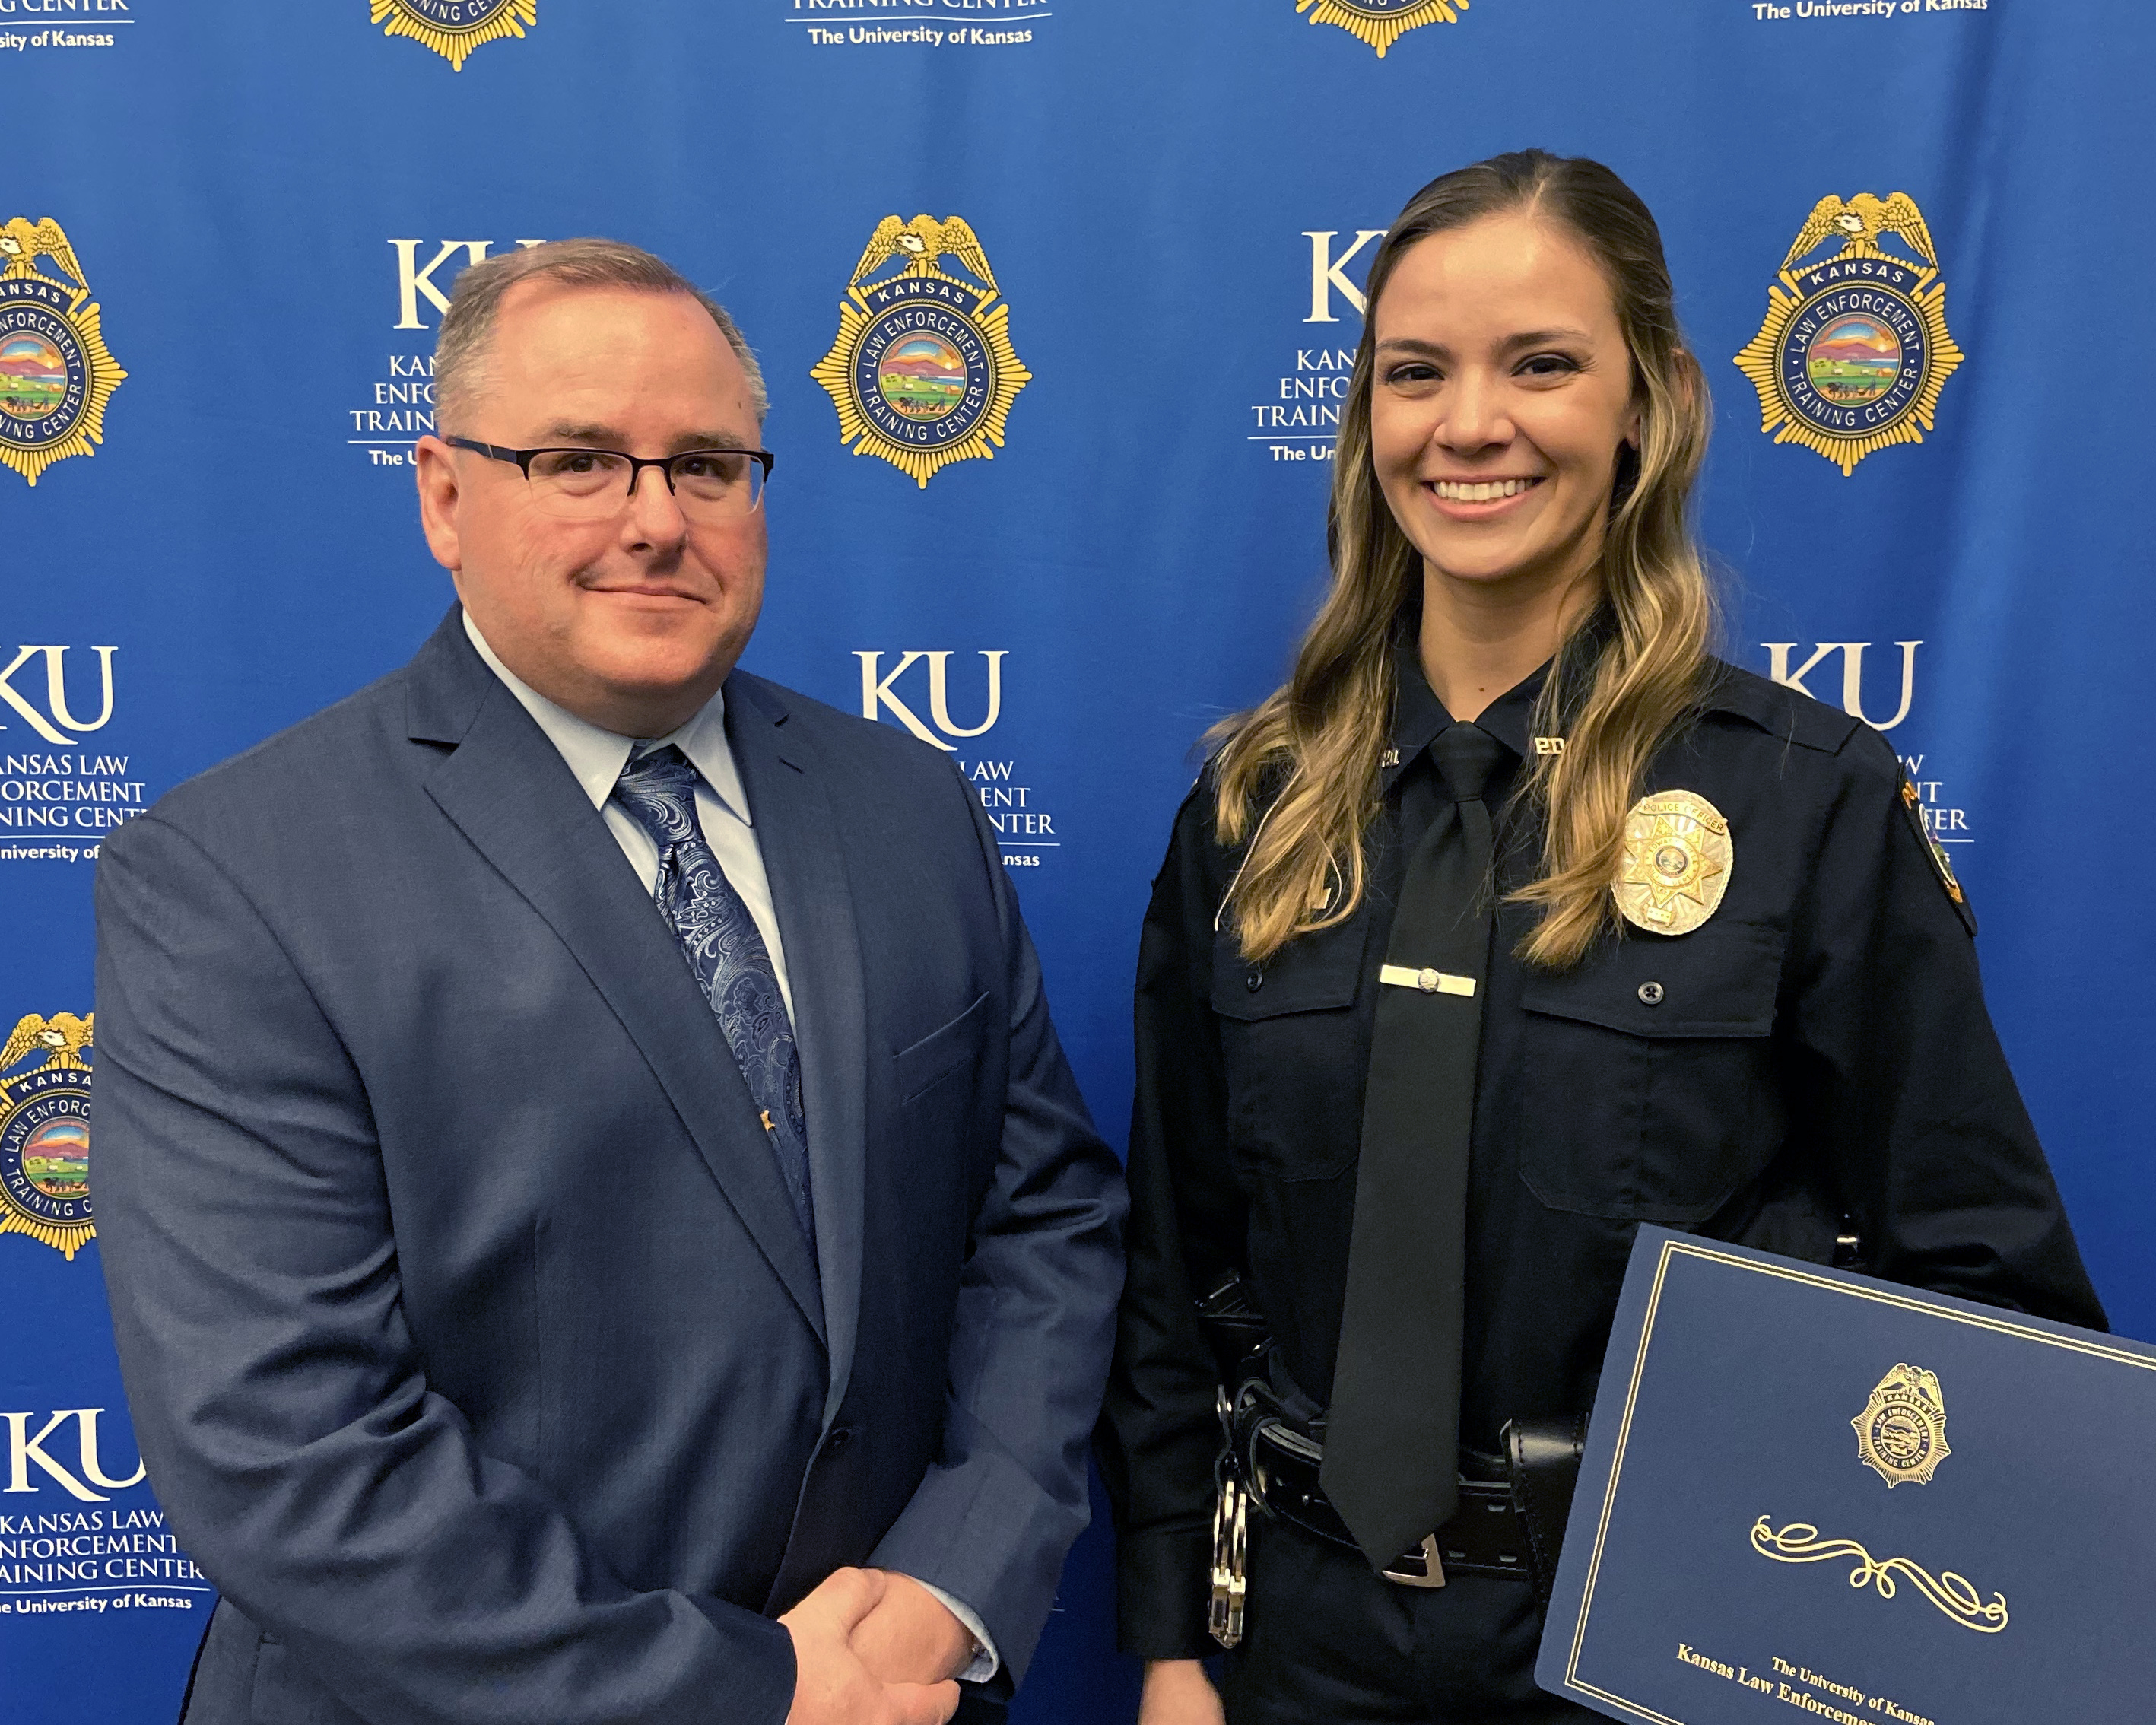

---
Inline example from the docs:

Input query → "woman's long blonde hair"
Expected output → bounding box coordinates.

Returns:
[1213,151,1714,970]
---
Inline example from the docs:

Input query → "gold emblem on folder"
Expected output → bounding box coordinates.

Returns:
[1853,1363,1951,1488]
[1614,789,1730,936]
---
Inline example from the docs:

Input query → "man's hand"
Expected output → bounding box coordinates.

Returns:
[849,1570,977,1687]
[780,1568,961,1725]
[1138,1658,1225,1725]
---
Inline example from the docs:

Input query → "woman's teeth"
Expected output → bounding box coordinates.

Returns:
[1433,478,1538,502]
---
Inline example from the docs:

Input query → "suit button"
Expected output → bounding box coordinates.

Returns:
[822,1427,853,1457]
[1637,981,1665,1006]
[1246,972,1263,993]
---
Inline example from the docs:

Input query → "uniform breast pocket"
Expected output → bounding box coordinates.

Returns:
[1508,922,1789,1224]
[1210,918,1371,1183]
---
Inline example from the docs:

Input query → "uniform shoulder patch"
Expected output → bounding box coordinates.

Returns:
[1897,773,1977,936]
[1700,662,1863,755]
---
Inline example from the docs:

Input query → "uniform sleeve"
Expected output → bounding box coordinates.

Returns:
[1094,783,1251,1661]
[1783,729,2106,1328]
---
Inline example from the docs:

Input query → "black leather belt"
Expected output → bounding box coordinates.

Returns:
[1244,1418,1530,1587]
[1196,1274,1584,1647]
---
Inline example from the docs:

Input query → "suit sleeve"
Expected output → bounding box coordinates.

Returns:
[1094,784,1250,1661]
[1783,729,2106,1327]
[865,767,1128,1694]
[93,812,798,1725]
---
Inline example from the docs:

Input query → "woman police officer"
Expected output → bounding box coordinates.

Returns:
[1097,151,2103,1724]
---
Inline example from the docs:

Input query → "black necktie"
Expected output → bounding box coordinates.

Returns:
[1321,722,1505,1569]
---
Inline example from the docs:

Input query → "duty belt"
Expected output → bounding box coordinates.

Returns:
[1194,1271,1584,1648]
[1243,1414,1527,1587]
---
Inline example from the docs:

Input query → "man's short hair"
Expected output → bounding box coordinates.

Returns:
[433,238,768,432]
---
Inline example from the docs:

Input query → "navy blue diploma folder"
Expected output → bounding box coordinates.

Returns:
[1535,1229,2155,1725]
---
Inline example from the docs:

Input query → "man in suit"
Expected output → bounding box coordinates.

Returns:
[92,239,1126,1725]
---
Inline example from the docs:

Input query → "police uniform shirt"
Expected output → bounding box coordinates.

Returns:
[1099,631,2105,1663]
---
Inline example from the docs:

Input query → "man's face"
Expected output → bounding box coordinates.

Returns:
[415,283,767,737]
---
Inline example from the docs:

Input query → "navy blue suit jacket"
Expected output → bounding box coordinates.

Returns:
[92,608,1126,1725]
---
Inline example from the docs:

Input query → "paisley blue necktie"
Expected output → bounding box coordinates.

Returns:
[611,745,816,1265]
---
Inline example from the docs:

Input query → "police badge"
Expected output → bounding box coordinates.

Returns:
[0,1012,94,1260]
[370,0,536,70]
[812,214,1030,489]
[1733,191,1963,476]
[1,217,126,488]
[1853,1363,1952,1488]
[1294,0,1465,57]
[1614,790,1732,936]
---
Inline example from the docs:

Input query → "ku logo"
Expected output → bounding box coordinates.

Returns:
[1734,190,1963,475]
[814,214,1030,488]
[370,0,537,70]
[2,1409,144,1502]
[856,651,1007,752]
[1292,0,1467,58]
[1304,230,1386,323]
[1,214,127,488]
[0,646,116,747]
[1763,640,1919,732]
[390,239,547,330]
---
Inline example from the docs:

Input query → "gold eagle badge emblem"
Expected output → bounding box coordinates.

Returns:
[1293,0,1467,57]
[1733,189,1963,476]
[0,1012,96,1260]
[1,216,127,488]
[370,0,535,71]
[812,214,1030,489]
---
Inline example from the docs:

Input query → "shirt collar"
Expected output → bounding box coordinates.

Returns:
[1385,640,1549,777]
[461,609,752,826]
[1384,601,1616,778]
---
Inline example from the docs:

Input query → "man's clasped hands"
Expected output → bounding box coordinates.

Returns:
[781,1567,973,1725]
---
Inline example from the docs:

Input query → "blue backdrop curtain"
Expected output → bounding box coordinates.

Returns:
[5,3,2151,1719]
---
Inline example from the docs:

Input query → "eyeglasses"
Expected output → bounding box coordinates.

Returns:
[444,437,774,521]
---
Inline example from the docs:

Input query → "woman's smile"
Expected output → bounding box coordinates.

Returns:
[1421,475,1547,517]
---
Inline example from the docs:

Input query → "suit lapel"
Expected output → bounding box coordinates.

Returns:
[406,616,827,1346]
[727,675,868,1424]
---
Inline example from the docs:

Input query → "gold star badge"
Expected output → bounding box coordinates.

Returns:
[1614,790,1732,936]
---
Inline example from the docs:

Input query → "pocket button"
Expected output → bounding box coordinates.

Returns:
[1246,972,1263,993]
[1637,981,1665,1006]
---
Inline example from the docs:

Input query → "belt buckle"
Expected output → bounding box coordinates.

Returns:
[1381,1533,1446,1590]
